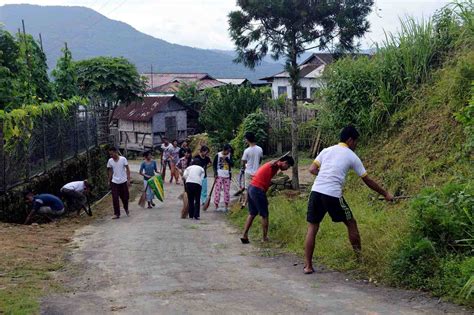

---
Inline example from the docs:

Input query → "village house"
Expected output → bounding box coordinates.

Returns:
[111,95,198,151]
[260,53,334,100]
[142,72,226,94]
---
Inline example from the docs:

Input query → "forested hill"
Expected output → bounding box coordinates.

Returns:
[0,4,283,81]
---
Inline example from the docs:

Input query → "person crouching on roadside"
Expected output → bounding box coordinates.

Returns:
[24,192,65,224]
[183,159,205,220]
[240,155,294,244]
[60,180,91,215]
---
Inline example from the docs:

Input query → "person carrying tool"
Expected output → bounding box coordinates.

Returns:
[303,125,394,274]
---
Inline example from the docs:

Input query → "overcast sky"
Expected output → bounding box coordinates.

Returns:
[1,0,450,50]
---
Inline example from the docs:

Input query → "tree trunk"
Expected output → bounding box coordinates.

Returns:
[289,49,300,190]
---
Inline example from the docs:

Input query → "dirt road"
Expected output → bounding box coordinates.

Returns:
[41,174,468,314]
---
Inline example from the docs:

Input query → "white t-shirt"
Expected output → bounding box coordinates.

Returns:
[311,143,367,198]
[62,181,85,192]
[183,165,205,185]
[107,156,129,184]
[161,143,173,160]
[242,145,263,175]
[215,152,231,178]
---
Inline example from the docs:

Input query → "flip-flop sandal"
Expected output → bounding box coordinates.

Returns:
[240,238,250,244]
[303,267,315,274]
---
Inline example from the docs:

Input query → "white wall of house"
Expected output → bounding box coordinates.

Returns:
[117,120,153,150]
[270,77,324,100]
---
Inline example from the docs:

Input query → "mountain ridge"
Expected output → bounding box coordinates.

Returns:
[0,4,284,81]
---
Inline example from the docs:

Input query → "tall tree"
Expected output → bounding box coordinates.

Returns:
[52,44,78,100]
[228,0,374,189]
[0,29,20,110]
[75,56,146,108]
[16,32,53,103]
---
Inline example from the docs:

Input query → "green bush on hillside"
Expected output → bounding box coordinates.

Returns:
[230,109,268,158]
[391,181,474,302]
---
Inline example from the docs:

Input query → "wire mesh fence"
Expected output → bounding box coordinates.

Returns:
[0,105,110,193]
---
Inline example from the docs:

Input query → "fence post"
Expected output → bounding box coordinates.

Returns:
[58,114,64,167]
[42,113,47,173]
[0,116,5,193]
[74,107,79,156]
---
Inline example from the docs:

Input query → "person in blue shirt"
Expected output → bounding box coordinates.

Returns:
[139,151,159,208]
[24,192,65,224]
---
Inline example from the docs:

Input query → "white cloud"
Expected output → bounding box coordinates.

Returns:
[1,0,450,50]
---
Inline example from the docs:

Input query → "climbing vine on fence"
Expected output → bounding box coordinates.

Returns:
[0,96,87,152]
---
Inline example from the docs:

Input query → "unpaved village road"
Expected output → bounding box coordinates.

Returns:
[41,174,468,314]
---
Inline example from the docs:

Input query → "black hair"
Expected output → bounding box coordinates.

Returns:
[223,143,232,151]
[172,139,178,143]
[200,145,210,153]
[143,151,152,157]
[340,125,360,142]
[279,155,295,166]
[108,146,118,152]
[23,190,34,198]
[184,148,192,154]
[244,132,256,143]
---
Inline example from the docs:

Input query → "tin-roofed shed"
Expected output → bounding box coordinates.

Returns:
[111,95,198,151]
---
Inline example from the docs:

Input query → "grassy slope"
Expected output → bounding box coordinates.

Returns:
[229,50,473,302]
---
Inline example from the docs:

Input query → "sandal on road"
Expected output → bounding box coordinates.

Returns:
[303,267,315,274]
[240,238,250,244]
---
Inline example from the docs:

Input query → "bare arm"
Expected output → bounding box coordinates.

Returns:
[108,168,113,185]
[309,162,319,175]
[362,176,393,201]
[126,165,131,185]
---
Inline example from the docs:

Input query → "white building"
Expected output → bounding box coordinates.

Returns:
[260,53,335,100]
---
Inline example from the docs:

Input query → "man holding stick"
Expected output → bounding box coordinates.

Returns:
[241,155,294,244]
[303,126,393,274]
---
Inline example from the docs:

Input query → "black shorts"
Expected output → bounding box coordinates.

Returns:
[307,191,353,224]
[247,185,269,218]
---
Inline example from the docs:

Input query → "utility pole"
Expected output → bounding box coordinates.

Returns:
[150,64,154,89]
[39,33,44,52]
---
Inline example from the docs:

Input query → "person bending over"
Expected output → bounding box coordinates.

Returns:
[60,180,91,215]
[24,192,65,224]
[241,155,294,243]
[303,125,393,274]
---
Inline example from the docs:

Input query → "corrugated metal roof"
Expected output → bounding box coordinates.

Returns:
[112,96,183,122]
[216,78,250,85]
[142,72,217,89]
[148,78,225,93]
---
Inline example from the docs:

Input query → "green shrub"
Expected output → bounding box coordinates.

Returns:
[230,109,268,158]
[410,182,473,255]
[391,237,440,289]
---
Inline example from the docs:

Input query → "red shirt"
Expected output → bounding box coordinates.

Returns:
[250,162,279,192]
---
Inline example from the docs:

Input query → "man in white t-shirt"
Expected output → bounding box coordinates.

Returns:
[107,147,131,219]
[60,180,91,215]
[303,126,393,274]
[160,137,174,182]
[240,132,263,207]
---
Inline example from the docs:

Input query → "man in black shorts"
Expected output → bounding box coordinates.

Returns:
[304,126,393,274]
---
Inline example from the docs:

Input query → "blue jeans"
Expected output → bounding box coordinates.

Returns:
[200,177,208,204]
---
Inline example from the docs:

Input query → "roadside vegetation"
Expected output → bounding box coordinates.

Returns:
[230,0,473,306]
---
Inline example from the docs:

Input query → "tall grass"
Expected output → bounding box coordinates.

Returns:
[317,0,474,143]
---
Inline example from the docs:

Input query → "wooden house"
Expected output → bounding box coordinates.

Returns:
[111,95,198,151]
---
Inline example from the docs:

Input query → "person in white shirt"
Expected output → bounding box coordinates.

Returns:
[240,132,263,207]
[304,126,394,274]
[60,180,91,215]
[183,160,205,220]
[107,147,131,219]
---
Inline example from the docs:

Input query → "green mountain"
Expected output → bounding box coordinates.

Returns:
[0,4,283,81]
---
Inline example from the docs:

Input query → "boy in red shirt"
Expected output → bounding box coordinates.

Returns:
[240,155,294,243]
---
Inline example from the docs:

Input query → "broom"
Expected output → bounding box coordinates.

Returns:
[180,181,189,218]
[203,179,217,211]
[138,183,148,208]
